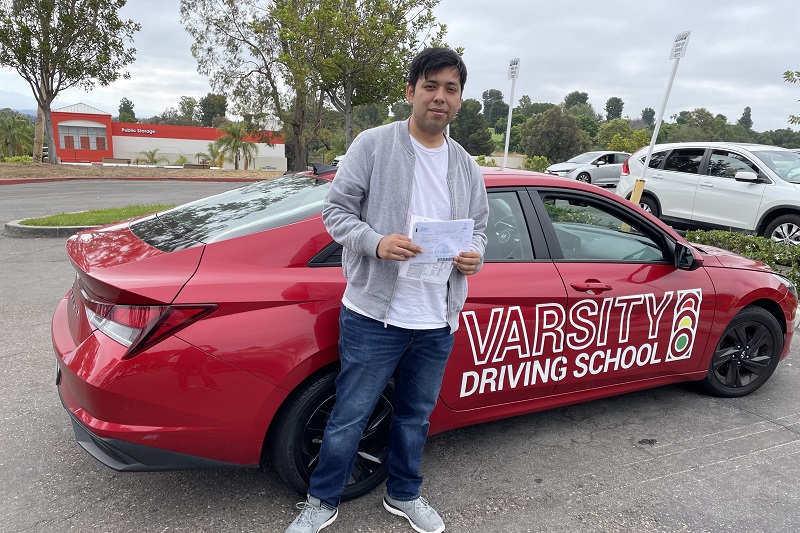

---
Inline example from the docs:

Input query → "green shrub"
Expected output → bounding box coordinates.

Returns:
[475,155,496,167]
[1,155,33,163]
[524,155,549,172]
[686,229,800,287]
[173,155,188,166]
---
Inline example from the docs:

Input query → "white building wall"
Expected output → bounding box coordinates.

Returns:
[112,136,287,171]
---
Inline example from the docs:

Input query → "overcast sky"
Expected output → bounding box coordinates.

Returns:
[1,0,799,132]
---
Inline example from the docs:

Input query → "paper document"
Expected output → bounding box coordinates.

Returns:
[398,216,474,284]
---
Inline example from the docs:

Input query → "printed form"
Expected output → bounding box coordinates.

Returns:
[399,215,474,284]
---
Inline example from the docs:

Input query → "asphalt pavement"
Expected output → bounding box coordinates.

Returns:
[1,180,799,532]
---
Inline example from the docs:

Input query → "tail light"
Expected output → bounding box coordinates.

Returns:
[83,294,216,358]
[621,157,630,176]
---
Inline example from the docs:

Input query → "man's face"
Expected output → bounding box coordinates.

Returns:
[406,66,462,137]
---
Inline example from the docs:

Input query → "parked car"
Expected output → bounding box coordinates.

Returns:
[616,142,800,244]
[545,151,631,186]
[53,165,797,501]
[331,154,345,166]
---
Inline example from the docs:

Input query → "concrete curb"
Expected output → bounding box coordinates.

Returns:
[3,220,96,238]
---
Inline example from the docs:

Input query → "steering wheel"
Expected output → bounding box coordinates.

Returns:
[493,215,522,259]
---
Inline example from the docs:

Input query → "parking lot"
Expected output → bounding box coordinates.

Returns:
[2,180,800,533]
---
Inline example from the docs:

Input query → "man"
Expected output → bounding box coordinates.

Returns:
[285,47,489,533]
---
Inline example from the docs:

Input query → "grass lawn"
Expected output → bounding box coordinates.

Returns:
[20,204,176,226]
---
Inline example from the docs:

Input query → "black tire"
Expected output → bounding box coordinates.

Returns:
[638,195,660,218]
[576,172,591,183]
[703,306,783,398]
[268,368,394,501]
[763,214,800,245]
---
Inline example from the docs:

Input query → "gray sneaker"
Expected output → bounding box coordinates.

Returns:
[383,495,445,533]
[285,495,338,533]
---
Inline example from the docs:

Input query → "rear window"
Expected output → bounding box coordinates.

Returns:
[131,175,331,252]
[662,148,705,174]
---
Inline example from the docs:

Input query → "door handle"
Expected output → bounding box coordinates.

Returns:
[570,282,613,293]
[699,181,714,188]
[652,173,663,179]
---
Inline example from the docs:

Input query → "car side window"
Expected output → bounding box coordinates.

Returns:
[642,150,667,168]
[613,153,627,164]
[662,148,705,174]
[540,193,666,263]
[706,150,759,179]
[485,191,535,261]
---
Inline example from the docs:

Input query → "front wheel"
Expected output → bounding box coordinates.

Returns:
[576,172,591,183]
[764,214,800,245]
[268,368,393,501]
[703,306,783,397]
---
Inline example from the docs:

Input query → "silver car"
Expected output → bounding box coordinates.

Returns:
[545,151,631,186]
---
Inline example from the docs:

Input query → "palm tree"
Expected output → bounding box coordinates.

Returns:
[0,112,34,158]
[137,148,169,165]
[215,122,258,170]
[196,142,225,168]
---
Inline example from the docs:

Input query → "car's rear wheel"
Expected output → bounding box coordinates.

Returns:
[637,194,660,218]
[764,214,800,245]
[268,368,393,501]
[576,172,591,183]
[703,306,783,397]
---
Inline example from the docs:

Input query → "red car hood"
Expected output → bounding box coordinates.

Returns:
[692,243,774,273]
[66,221,204,304]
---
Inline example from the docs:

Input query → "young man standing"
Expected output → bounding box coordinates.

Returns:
[285,47,489,533]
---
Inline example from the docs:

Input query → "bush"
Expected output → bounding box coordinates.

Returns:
[524,155,549,172]
[1,155,33,163]
[475,155,496,167]
[686,229,800,287]
[173,155,188,166]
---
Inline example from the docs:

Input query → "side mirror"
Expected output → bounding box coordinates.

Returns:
[596,160,607,166]
[674,242,703,271]
[734,170,758,182]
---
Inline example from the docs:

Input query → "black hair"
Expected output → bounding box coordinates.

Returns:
[407,47,467,91]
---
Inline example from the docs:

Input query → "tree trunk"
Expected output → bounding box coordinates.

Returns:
[289,91,309,171]
[34,104,45,163]
[43,103,58,165]
[344,80,356,149]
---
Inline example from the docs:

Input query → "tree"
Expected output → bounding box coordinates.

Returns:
[0,110,34,157]
[641,107,656,127]
[354,103,389,131]
[391,101,412,122]
[564,91,589,109]
[514,95,554,118]
[784,70,800,125]
[737,106,753,130]
[181,0,323,170]
[196,141,225,168]
[216,121,258,170]
[0,0,140,164]
[273,0,446,149]
[449,98,494,155]
[482,89,507,125]
[605,97,624,120]
[518,106,590,163]
[118,97,136,123]
[179,96,199,125]
[198,93,227,127]
[596,118,632,149]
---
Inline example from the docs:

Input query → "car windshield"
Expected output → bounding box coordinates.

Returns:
[130,174,331,252]
[567,152,603,164]
[752,150,800,184]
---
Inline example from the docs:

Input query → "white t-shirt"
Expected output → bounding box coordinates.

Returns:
[384,135,450,329]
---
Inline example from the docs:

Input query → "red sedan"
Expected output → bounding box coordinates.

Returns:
[52,166,797,500]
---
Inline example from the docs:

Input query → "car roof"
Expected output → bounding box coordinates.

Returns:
[636,141,794,154]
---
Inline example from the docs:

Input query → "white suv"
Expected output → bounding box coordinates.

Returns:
[615,142,800,244]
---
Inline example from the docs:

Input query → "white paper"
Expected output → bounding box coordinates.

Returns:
[398,216,475,284]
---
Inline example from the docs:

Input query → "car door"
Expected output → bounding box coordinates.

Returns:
[439,189,568,411]
[530,188,716,394]
[691,149,767,230]
[594,154,623,186]
[649,147,706,221]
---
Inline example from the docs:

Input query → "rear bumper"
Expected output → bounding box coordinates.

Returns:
[65,408,252,471]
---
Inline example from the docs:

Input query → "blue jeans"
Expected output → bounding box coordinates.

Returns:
[309,305,454,508]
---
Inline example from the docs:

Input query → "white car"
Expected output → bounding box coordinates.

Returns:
[616,142,800,244]
[331,155,345,166]
[545,151,630,186]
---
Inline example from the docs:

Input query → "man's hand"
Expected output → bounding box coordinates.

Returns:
[377,234,423,261]
[453,250,481,275]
